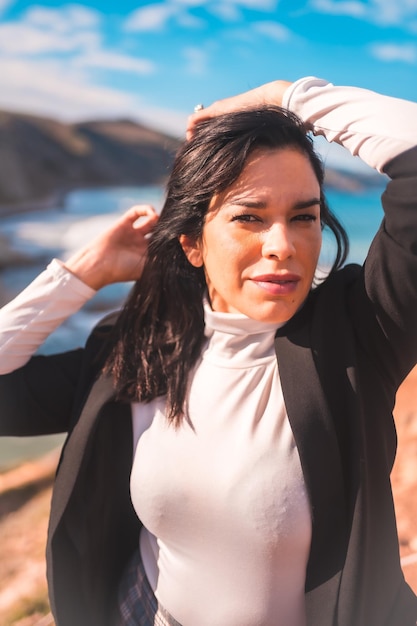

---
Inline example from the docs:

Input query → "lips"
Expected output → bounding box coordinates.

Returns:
[251,273,301,296]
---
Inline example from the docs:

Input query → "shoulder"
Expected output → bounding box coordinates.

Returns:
[318,263,361,289]
[311,263,362,310]
[83,309,122,369]
[275,264,362,339]
[93,310,122,331]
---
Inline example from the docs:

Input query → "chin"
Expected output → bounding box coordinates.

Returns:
[246,306,297,325]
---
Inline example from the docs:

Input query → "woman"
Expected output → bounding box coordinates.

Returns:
[1,77,417,626]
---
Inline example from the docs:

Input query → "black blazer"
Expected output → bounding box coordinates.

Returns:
[2,148,417,625]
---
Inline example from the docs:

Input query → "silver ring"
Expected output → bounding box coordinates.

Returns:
[194,103,204,112]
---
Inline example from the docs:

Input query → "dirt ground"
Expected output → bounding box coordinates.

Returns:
[391,365,417,593]
[0,367,416,626]
[0,452,58,626]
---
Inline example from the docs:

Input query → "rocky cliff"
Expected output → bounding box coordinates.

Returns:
[0,110,180,209]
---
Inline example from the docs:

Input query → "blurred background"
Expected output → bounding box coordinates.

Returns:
[1,0,417,623]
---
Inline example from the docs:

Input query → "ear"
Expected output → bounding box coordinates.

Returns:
[179,234,204,267]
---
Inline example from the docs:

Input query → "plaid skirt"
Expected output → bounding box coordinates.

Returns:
[115,549,183,626]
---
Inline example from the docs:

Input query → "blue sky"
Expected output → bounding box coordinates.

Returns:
[0,0,417,139]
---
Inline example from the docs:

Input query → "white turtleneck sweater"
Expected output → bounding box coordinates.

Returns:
[130,303,311,626]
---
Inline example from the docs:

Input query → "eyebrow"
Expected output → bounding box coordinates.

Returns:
[231,197,321,210]
[293,198,321,210]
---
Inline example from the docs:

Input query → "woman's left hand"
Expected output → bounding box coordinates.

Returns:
[64,204,159,290]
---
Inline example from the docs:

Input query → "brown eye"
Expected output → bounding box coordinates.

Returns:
[231,214,261,223]
[292,214,317,222]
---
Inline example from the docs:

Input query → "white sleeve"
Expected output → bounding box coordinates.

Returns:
[0,259,96,374]
[282,77,417,172]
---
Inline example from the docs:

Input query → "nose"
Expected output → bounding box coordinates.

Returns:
[262,223,295,260]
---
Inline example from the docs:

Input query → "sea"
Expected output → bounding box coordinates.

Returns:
[0,183,385,469]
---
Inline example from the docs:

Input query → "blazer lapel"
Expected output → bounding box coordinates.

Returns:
[49,372,127,536]
[275,314,347,622]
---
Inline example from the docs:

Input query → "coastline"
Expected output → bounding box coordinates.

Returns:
[0,192,65,219]
[0,193,63,280]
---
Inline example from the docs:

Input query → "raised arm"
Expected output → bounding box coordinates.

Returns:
[0,204,158,374]
[64,204,158,289]
[281,77,417,172]
[189,77,417,173]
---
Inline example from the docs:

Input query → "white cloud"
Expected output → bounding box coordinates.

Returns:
[369,0,417,26]
[134,104,188,136]
[209,3,241,20]
[311,0,366,19]
[172,0,277,8]
[311,0,417,28]
[125,3,179,32]
[125,0,278,32]
[0,5,102,56]
[0,5,155,75]
[0,0,13,16]
[172,0,208,6]
[209,0,277,21]
[176,0,277,11]
[25,4,101,30]
[369,42,417,63]
[183,46,209,74]
[73,50,155,75]
[252,20,292,41]
[0,56,186,135]
[124,2,207,32]
[0,22,99,55]
[0,58,136,117]
[176,11,205,27]
[227,0,277,9]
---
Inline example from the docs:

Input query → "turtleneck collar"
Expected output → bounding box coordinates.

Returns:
[203,299,284,367]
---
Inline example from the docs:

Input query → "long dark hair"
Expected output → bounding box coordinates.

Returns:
[106,106,349,423]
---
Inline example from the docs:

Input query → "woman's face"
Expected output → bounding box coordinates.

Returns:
[180,148,323,325]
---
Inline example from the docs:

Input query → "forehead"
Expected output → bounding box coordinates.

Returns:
[211,147,320,208]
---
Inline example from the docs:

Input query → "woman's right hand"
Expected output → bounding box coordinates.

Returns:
[64,204,159,290]
[186,80,292,139]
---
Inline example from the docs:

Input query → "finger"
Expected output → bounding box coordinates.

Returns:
[186,110,216,140]
[186,113,205,139]
[124,204,158,223]
[120,204,157,230]
[186,102,225,133]
[186,95,258,139]
[134,212,159,236]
